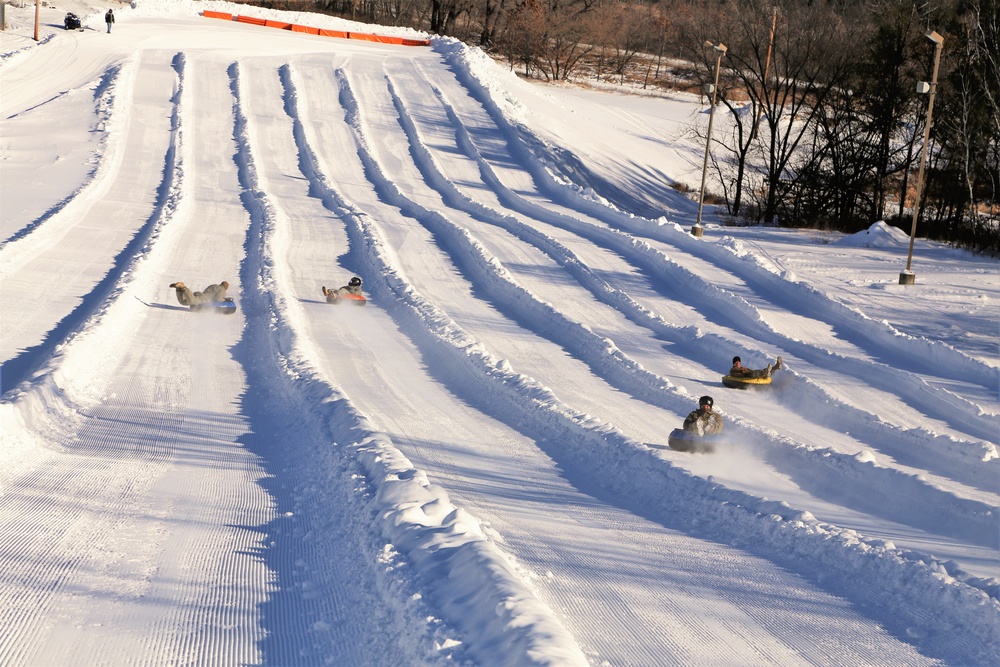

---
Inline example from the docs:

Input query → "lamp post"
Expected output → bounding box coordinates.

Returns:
[900,30,944,285]
[693,41,727,237]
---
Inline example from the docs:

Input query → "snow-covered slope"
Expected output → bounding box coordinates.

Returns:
[1,2,997,665]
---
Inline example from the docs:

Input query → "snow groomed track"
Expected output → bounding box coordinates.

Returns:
[1,3,997,665]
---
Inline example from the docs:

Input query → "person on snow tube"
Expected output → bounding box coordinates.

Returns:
[322,276,364,304]
[683,395,724,436]
[729,355,782,379]
[170,280,230,307]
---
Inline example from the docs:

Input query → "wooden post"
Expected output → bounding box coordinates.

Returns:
[694,42,727,236]
[900,31,944,285]
[751,7,778,141]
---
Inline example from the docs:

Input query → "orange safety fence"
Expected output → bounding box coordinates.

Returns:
[235,15,267,26]
[202,12,429,46]
[351,33,406,44]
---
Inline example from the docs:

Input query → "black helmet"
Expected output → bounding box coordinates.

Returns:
[699,395,714,407]
[732,356,741,365]
[348,276,362,287]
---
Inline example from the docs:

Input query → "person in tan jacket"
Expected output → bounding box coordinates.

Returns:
[729,355,782,379]
[322,276,363,304]
[170,280,229,307]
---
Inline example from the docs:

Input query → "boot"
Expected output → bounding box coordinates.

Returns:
[774,356,783,371]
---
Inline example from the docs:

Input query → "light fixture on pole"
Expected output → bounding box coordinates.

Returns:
[900,30,944,285]
[693,41,727,237]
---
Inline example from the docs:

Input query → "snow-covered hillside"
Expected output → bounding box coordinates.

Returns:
[1,1,997,665]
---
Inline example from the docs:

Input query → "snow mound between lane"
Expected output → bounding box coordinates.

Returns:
[836,221,911,248]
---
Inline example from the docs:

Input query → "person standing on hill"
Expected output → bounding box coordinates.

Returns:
[105,8,115,33]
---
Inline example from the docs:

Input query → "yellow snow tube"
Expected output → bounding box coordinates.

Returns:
[722,375,772,389]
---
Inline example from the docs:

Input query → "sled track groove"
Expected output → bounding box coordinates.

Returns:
[341,62,997,548]
[3,24,996,667]
[284,55,997,664]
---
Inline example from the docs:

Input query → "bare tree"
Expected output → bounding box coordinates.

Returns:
[922,0,999,251]
[698,1,777,218]
[478,0,508,45]
[499,0,547,76]
[497,0,599,81]
[851,0,924,222]
[601,3,660,84]
[676,1,834,222]
[737,2,858,224]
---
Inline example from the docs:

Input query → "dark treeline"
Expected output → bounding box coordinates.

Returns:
[228,0,999,253]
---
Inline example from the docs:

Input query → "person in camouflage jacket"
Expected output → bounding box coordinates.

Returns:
[170,280,229,306]
[729,355,782,379]
[683,396,723,436]
[322,276,363,304]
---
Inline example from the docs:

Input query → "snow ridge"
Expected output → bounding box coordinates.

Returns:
[438,38,998,434]
[0,62,128,268]
[242,62,590,666]
[0,51,184,465]
[329,54,999,664]
[373,68,999,548]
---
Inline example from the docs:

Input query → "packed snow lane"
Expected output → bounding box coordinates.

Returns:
[248,53,936,665]
[374,50,999,547]
[0,43,273,664]
[0,50,179,393]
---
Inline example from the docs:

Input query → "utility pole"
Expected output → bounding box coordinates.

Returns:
[900,31,944,285]
[693,41,728,237]
[751,7,778,142]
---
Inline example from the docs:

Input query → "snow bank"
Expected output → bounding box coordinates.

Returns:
[836,220,912,248]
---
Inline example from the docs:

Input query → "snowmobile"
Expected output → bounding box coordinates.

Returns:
[64,13,82,30]
[667,428,723,454]
[190,298,237,315]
